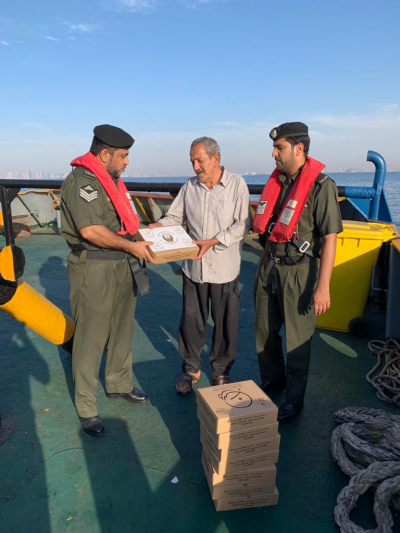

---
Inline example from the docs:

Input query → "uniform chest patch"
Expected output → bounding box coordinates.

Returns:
[256,200,267,215]
[279,207,295,225]
[80,184,98,202]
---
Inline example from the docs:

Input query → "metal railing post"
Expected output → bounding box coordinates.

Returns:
[367,150,387,221]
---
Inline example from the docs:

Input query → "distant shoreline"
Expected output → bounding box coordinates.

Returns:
[1,170,400,181]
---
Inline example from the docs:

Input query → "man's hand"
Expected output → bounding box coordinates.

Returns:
[311,233,337,316]
[129,241,156,264]
[79,224,156,264]
[148,222,162,229]
[310,286,330,316]
[192,238,220,260]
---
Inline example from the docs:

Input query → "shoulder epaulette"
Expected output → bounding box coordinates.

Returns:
[315,173,331,196]
[83,170,96,178]
[316,173,330,185]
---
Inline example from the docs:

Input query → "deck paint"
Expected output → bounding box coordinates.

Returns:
[0,228,399,533]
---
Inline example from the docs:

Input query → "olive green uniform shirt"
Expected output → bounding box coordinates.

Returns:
[261,170,343,257]
[60,166,121,245]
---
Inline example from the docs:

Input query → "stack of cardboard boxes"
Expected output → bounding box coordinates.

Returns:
[197,380,280,512]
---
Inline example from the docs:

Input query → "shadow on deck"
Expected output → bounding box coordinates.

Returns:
[0,228,398,532]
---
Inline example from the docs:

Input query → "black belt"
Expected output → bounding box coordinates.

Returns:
[262,252,312,291]
[71,249,126,260]
[265,253,311,266]
[68,243,149,296]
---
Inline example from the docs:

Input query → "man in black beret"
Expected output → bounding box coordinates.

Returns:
[253,121,343,423]
[61,125,155,436]
[93,124,135,151]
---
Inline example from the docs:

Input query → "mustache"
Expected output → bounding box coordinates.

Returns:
[195,169,204,174]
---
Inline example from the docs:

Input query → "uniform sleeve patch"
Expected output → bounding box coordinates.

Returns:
[80,184,98,202]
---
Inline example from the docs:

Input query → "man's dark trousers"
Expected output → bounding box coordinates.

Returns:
[254,256,318,405]
[178,273,239,377]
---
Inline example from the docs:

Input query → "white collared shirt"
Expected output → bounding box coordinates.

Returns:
[158,169,251,283]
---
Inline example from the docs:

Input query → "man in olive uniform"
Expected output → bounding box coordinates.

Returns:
[61,125,155,436]
[254,122,343,423]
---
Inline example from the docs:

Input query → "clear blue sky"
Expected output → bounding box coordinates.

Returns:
[1,0,400,175]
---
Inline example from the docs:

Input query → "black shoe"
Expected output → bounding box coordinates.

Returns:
[79,416,105,436]
[277,402,304,424]
[260,381,286,394]
[106,387,149,403]
[213,375,231,386]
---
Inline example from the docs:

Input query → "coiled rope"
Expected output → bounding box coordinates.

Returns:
[332,407,400,533]
[367,338,400,407]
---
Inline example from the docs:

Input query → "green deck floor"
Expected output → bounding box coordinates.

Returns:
[0,228,399,533]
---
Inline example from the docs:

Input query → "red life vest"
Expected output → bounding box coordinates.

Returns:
[70,152,140,236]
[253,156,325,242]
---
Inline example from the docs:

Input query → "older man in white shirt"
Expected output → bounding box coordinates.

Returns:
[150,137,251,394]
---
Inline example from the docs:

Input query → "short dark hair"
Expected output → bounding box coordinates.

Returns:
[285,135,310,154]
[90,136,115,156]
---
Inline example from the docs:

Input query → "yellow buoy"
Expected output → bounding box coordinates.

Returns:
[0,279,74,345]
[0,245,16,281]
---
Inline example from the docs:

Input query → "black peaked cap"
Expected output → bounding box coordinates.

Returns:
[269,122,308,141]
[93,124,134,149]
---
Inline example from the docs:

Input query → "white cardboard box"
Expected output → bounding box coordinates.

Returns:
[136,225,198,263]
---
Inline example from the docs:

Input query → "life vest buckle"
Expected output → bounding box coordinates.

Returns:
[267,222,276,234]
[299,241,310,253]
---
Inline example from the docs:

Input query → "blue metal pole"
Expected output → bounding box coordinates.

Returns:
[367,150,386,220]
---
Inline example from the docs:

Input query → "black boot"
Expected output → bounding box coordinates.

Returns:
[79,416,105,436]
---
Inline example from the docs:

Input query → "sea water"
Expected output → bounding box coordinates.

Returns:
[127,172,400,227]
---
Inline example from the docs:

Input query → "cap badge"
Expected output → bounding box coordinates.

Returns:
[270,128,277,139]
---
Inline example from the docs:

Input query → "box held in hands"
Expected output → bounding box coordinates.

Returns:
[136,225,199,264]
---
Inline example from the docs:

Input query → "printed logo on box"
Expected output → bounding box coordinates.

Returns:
[218,389,253,409]
[160,232,178,244]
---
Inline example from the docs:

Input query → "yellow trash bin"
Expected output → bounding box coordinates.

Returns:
[316,221,397,333]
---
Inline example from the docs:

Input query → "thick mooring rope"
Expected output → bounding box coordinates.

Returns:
[332,407,400,533]
[367,338,400,407]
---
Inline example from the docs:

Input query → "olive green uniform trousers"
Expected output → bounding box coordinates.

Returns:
[254,255,318,405]
[67,251,137,418]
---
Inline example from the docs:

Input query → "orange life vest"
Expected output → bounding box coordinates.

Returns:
[253,156,325,242]
[70,152,140,236]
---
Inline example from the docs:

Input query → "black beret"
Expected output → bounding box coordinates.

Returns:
[269,122,308,141]
[93,124,134,149]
